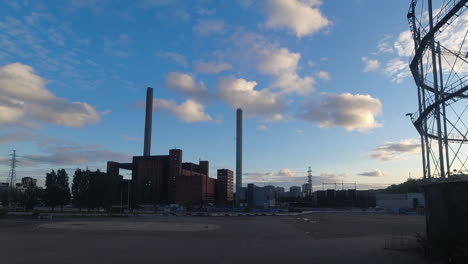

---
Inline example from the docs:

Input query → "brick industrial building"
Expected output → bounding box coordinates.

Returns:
[106,88,233,207]
[108,149,233,207]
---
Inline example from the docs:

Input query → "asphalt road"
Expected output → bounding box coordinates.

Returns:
[0,213,427,264]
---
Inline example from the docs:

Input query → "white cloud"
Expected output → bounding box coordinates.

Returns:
[226,30,315,95]
[362,57,380,72]
[195,62,231,74]
[217,77,286,118]
[358,170,385,177]
[157,51,188,66]
[317,71,330,80]
[298,93,383,132]
[0,63,100,127]
[377,35,394,54]
[394,31,413,57]
[257,125,268,131]
[278,168,296,177]
[385,59,410,83]
[264,0,331,38]
[193,20,225,35]
[383,10,468,83]
[165,72,209,97]
[153,98,213,123]
[258,47,299,75]
[257,47,315,95]
[369,139,420,161]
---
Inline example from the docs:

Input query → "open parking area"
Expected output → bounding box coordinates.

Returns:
[0,213,427,264]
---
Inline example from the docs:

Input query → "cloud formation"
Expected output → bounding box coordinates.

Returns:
[278,168,296,177]
[257,47,315,95]
[381,9,468,83]
[153,98,213,123]
[217,77,286,119]
[195,62,231,74]
[165,72,209,98]
[264,0,331,37]
[298,93,383,131]
[358,170,385,177]
[362,57,380,72]
[317,71,330,80]
[369,139,421,161]
[0,63,100,127]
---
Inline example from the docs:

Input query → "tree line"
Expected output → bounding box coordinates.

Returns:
[0,168,125,212]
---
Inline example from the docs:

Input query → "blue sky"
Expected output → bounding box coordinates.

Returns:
[1,0,450,189]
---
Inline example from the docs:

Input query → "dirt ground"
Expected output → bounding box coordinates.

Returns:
[0,212,428,264]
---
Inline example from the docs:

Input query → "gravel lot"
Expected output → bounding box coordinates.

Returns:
[0,213,427,264]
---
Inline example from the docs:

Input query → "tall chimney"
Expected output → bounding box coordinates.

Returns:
[236,108,243,205]
[143,87,153,156]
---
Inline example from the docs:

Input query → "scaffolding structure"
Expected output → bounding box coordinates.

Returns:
[407,0,468,180]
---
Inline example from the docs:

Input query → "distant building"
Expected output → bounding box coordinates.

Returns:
[376,193,425,213]
[289,186,302,198]
[247,184,276,208]
[275,187,285,196]
[21,177,37,188]
[0,183,9,192]
[216,169,234,205]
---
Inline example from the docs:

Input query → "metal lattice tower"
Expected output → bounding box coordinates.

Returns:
[7,150,17,187]
[407,0,468,180]
[307,167,313,196]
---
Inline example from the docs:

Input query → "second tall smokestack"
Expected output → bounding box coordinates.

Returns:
[144,87,153,156]
[236,108,243,205]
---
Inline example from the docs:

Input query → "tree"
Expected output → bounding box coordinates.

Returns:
[0,189,8,208]
[44,169,71,212]
[72,169,90,211]
[20,183,39,210]
[56,169,71,211]
[384,178,422,194]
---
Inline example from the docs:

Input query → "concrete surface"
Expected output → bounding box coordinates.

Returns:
[0,213,428,264]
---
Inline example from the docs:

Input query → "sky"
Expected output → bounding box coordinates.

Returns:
[1,0,459,190]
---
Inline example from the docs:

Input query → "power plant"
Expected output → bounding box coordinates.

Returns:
[106,87,234,207]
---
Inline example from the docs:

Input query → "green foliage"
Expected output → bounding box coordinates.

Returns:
[72,169,90,210]
[384,178,422,194]
[0,189,8,207]
[72,168,123,212]
[44,169,71,211]
[20,183,39,210]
